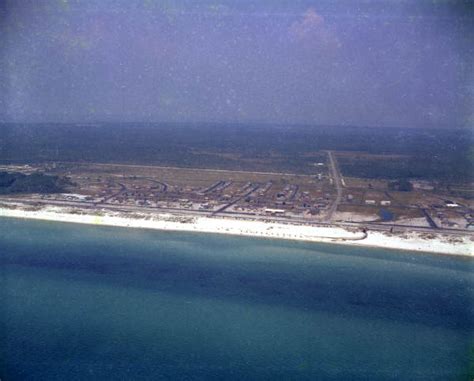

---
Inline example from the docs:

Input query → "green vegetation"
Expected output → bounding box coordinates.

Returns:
[339,154,473,183]
[0,123,471,182]
[0,172,69,194]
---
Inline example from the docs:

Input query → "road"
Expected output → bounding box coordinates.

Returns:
[99,182,127,204]
[200,180,230,194]
[144,178,168,192]
[325,151,343,223]
[212,185,260,215]
[1,196,473,239]
[421,208,438,229]
[50,160,315,178]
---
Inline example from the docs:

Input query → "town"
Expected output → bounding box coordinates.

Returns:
[1,149,473,236]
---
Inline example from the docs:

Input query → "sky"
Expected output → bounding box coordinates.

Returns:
[1,0,473,128]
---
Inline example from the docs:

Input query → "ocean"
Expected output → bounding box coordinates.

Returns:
[1,217,473,380]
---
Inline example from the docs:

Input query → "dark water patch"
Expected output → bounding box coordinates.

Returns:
[379,208,394,222]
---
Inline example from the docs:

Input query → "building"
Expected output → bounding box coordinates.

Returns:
[445,203,460,208]
[265,208,285,215]
[411,180,434,191]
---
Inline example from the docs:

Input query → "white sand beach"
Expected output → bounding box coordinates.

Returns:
[0,205,472,257]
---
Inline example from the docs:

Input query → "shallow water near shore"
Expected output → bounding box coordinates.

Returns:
[1,217,473,380]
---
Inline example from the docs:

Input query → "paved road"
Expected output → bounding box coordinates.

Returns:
[1,196,473,238]
[50,160,314,178]
[325,151,343,223]
[212,185,260,215]
[422,208,438,229]
[144,178,168,192]
[100,182,127,204]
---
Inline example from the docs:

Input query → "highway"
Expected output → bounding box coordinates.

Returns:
[325,151,343,223]
[2,196,472,239]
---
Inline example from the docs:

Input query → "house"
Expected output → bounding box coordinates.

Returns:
[445,200,460,208]
[410,180,434,191]
[265,208,285,215]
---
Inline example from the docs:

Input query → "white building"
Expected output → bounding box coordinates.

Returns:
[265,208,286,215]
[446,203,460,208]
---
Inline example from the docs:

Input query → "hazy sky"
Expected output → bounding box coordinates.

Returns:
[1,0,473,127]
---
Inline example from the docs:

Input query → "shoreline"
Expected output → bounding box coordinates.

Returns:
[1,204,472,257]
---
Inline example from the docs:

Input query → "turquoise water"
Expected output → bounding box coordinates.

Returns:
[1,218,473,380]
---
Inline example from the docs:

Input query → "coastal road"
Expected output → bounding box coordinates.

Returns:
[2,196,473,239]
[325,151,343,223]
